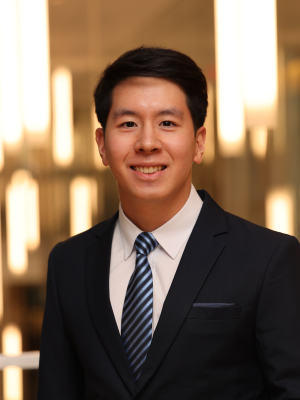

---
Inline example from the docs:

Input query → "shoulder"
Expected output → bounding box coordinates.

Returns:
[49,212,118,266]
[226,210,299,257]
[198,189,299,260]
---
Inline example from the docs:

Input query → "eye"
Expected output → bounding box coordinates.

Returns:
[160,121,175,127]
[122,121,136,128]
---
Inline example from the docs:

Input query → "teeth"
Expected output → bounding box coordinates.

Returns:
[133,166,165,174]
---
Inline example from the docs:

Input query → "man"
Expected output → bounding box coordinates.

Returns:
[37,47,300,399]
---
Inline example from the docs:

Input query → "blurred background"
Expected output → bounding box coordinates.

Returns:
[0,0,300,398]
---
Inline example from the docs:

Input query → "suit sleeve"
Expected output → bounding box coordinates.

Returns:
[37,245,85,399]
[255,235,300,399]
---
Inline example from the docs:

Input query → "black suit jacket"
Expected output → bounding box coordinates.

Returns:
[37,190,300,399]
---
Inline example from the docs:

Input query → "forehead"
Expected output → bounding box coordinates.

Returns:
[110,77,188,111]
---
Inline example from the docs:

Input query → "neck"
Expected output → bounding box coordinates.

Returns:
[119,181,192,232]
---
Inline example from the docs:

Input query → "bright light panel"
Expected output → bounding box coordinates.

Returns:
[18,0,50,137]
[91,107,106,170]
[0,0,23,147]
[6,170,40,274]
[241,0,277,128]
[3,325,23,400]
[214,0,245,157]
[52,67,74,166]
[0,134,4,170]
[6,173,28,274]
[0,201,3,320]
[70,177,97,236]
[266,188,294,235]
[203,81,215,164]
[250,126,268,159]
[26,179,40,250]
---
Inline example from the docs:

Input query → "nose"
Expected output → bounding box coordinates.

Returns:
[134,123,162,154]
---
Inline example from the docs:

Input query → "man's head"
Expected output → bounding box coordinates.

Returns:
[93,46,208,133]
[93,47,208,224]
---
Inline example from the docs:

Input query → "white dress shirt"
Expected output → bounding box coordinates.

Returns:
[109,184,203,333]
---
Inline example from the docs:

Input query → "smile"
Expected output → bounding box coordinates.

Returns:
[131,166,167,174]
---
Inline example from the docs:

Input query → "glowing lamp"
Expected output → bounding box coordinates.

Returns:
[70,177,97,236]
[2,325,23,400]
[52,67,74,166]
[265,187,294,236]
[214,0,245,157]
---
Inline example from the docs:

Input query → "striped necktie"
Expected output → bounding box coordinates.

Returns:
[121,232,158,381]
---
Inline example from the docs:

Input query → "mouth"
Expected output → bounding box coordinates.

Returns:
[130,165,167,174]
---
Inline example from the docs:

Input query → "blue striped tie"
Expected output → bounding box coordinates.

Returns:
[121,232,158,382]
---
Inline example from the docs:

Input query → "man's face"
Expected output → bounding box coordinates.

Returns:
[96,77,205,204]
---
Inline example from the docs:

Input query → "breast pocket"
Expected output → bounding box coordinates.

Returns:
[186,303,242,320]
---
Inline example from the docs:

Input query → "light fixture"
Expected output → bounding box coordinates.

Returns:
[214,0,245,157]
[265,187,294,235]
[52,67,74,166]
[0,0,23,148]
[250,126,268,159]
[70,177,97,236]
[91,107,106,170]
[214,0,278,159]
[0,201,3,321]
[18,0,50,141]
[240,0,277,131]
[26,178,40,250]
[0,135,4,170]
[203,81,215,164]
[6,170,40,274]
[2,325,23,400]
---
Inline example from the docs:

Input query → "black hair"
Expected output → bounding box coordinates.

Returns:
[93,46,208,132]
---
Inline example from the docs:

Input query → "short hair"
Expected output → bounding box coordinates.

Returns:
[93,46,208,133]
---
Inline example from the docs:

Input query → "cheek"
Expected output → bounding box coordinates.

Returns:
[105,136,130,166]
[169,137,195,166]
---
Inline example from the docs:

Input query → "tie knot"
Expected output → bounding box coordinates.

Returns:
[134,232,158,256]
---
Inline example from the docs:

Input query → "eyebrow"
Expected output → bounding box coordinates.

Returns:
[157,108,184,118]
[112,107,184,119]
[112,108,137,118]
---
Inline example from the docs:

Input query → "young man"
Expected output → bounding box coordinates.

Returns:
[37,47,300,399]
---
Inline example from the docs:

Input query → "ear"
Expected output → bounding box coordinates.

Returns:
[95,128,109,166]
[193,126,206,164]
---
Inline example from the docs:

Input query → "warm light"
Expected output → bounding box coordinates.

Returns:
[241,0,277,128]
[250,126,268,159]
[6,172,28,274]
[26,179,40,250]
[203,81,215,164]
[266,188,294,235]
[286,58,300,93]
[70,177,97,236]
[3,325,23,400]
[52,67,74,166]
[0,134,4,170]
[3,325,22,355]
[214,0,245,157]
[18,0,50,138]
[91,107,106,170]
[0,200,3,320]
[0,0,23,147]
[6,170,40,274]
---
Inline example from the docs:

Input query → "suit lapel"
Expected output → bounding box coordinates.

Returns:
[134,191,227,395]
[85,212,136,395]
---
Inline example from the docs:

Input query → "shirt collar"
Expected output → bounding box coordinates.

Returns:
[118,185,203,261]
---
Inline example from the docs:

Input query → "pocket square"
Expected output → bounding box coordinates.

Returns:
[192,303,235,308]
